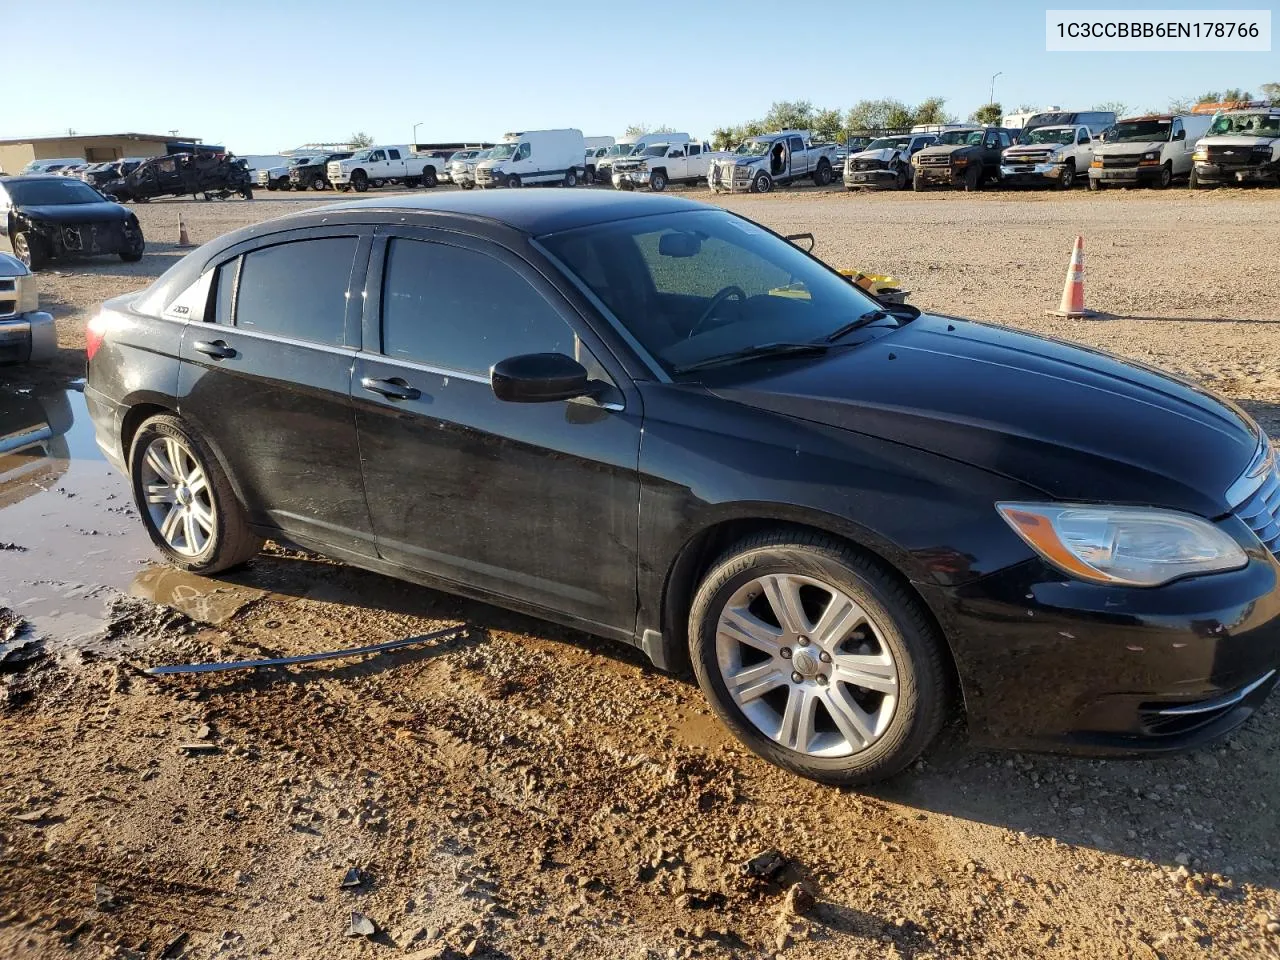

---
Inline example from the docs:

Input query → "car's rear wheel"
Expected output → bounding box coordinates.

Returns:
[563,168,578,187]
[689,530,949,785]
[812,159,833,186]
[129,415,262,575]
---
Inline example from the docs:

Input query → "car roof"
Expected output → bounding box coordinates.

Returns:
[1,174,87,184]
[320,190,706,235]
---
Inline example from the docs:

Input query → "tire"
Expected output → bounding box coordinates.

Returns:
[266,183,278,192]
[1059,162,1075,189]
[912,173,925,192]
[351,171,369,193]
[648,170,667,192]
[422,167,438,188]
[812,159,832,187]
[128,414,263,575]
[507,174,521,189]
[564,169,578,187]
[963,164,981,192]
[1190,168,1203,189]
[372,179,386,188]
[311,177,328,191]
[461,181,474,190]
[1156,163,1172,189]
[894,164,909,190]
[13,232,48,271]
[751,172,772,194]
[688,529,949,786]
[1088,176,1104,191]
[585,166,595,185]
[119,226,144,263]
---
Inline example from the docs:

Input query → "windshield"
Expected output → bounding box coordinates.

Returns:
[7,179,105,205]
[604,143,633,157]
[936,130,982,145]
[1022,127,1075,145]
[489,143,518,160]
[290,157,315,166]
[349,150,372,161]
[734,139,773,156]
[1208,112,1280,136]
[865,137,911,151]
[540,209,884,377]
[1107,120,1171,143]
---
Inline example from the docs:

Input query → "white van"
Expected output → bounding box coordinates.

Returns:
[1088,113,1213,190]
[19,158,83,175]
[475,129,587,188]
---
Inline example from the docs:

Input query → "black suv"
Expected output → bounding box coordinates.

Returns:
[911,127,1016,190]
[105,152,253,202]
[288,152,353,192]
[82,192,1280,786]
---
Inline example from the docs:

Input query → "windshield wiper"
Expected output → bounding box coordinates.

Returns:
[822,310,890,343]
[672,341,830,374]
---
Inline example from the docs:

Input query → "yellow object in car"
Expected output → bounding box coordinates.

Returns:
[768,269,909,304]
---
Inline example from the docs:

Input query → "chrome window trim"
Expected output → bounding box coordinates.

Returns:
[1227,435,1274,509]
[357,352,488,384]
[220,325,357,357]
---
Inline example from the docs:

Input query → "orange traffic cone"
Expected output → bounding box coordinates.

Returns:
[1047,236,1094,318]
[176,213,191,248]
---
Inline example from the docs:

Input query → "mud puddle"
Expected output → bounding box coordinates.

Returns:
[0,381,154,649]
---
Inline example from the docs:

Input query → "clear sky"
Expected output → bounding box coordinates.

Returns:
[8,0,1275,152]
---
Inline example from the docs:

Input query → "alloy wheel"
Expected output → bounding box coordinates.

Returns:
[139,436,216,557]
[715,573,898,758]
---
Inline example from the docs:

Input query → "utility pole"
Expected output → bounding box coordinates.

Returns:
[413,121,424,148]
[989,72,1002,106]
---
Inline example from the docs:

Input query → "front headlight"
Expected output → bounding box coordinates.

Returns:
[996,502,1247,587]
[1141,151,1160,161]
[14,270,39,314]
[734,163,753,173]
[1192,149,1208,161]
[952,156,969,166]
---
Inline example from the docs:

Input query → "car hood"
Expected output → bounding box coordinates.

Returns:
[15,201,128,224]
[1096,141,1166,155]
[1200,134,1278,148]
[916,144,975,158]
[850,147,902,163]
[708,315,1258,517]
[1004,143,1068,157]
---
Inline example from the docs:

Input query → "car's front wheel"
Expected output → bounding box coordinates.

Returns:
[129,414,262,574]
[12,232,48,271]
[689,530,949,785]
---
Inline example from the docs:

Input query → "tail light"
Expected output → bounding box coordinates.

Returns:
[85,310,109,362]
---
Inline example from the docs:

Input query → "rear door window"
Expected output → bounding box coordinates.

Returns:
[388,149,401,160]
[788,136,805,153]
[232,237,358,345]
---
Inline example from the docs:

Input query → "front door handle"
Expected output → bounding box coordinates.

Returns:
[193,339,236,360]
[361,376,420,401]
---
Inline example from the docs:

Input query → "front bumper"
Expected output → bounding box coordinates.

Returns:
[845,167,898,187]
[612,168,650,188]
[919,539,1280,753]
[1089,165,1163,185]
[0,312,57,365]
[912,165,960,186]
[999,161,1070,185]
[1192,161,1277,185]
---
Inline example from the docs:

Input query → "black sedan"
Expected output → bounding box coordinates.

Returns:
[83,191,1279,785]
[0,176,145,270]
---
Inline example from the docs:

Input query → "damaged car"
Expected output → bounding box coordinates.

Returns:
[0,176,145,271]
[844,134,937,191]
[104,152,253,203]
[911,127,1014,191]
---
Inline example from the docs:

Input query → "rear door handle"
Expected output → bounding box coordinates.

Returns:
[193,339,236,360]
[361,376,420,401]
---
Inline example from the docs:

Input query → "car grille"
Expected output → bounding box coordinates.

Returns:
[1008,150,1053,164]
[1206,145,1257,164]
[1100,153,1142,168]
[852,158,886,172]
[914,154,952,167]
[1234,457,1280,555]
[0,278,15,318]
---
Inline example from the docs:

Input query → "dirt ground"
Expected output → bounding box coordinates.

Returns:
[2,183,1279,960]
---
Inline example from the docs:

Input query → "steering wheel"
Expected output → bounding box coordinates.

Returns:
[688,285,747,339]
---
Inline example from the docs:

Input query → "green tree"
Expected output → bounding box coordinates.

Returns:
[812,107,844,143]
[624,123,677,138]
[1093,100,1128,118]
[845,98,907,133]
[970,102,1003,125]
[1261,82,1280,100]
[763,100,815,131]
[1168,96,1195,114]
[349,131,374,149]
[911,96,951,127]
[711,127,739,151]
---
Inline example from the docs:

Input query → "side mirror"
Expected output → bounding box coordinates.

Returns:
[1173,130,1186,141]
[658,232,702,258]
[491,353,589,403]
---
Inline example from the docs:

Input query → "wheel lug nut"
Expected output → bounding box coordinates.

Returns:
[819,651,831,663]
[791,672,804,684]
[816,674,828,686]
[780,647,792,660]
[796,636,810,647]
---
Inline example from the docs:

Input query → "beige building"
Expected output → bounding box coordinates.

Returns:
[0,133,207,174]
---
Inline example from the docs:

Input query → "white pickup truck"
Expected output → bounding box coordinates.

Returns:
[708,130,838,193]
[610,141,718,191]
[328,146,444,192]
[1000,124,1096,189]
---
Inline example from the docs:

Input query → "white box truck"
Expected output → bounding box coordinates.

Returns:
[475,129,587,188]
